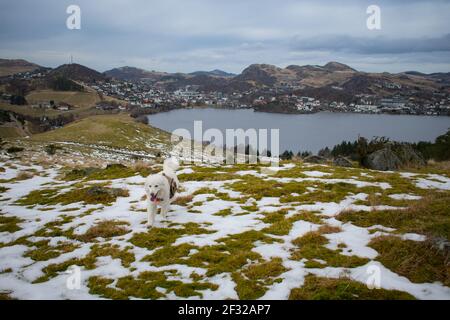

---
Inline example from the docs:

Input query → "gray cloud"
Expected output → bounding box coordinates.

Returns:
[291,34,450,54]
[0,0,450,73]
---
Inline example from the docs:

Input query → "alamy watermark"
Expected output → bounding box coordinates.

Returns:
[367,5,381,30]
[66,5,81,30]
[366,265,382,289]
[170,121,280,166]
[66,265,81,290]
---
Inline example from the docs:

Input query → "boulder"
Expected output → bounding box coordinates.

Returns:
[363,148,402,171]
[304,155,327,164]
[391,143,426,167]
[363,143,426,171]
[333,156,353,167]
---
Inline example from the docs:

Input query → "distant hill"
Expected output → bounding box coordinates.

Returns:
[405,71,450,86]
[104,66,168,81]
[104,66,235,81]
[323,61,356,72]
[212,62,445,97]
[47,63,105,83]
[0,59,41,77]
[233,62,357,88]
[189,69,236,78]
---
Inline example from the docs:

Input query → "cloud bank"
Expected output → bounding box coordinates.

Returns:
[1,0,449,73]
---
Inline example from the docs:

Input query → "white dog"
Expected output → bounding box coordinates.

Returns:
[144,157,180,226]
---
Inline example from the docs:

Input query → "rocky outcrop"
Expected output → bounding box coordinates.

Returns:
[391,144,426,167]
[363,143,425,171]
[363,148,402,171]
[333,156,353,167]
[304,155,327,164]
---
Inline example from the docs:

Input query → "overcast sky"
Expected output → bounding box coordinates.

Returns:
[1,0,450,73]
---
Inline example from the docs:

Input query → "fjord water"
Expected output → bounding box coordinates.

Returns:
[148,108,450,153]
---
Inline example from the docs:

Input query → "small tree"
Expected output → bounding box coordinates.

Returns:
[281,150,294,160]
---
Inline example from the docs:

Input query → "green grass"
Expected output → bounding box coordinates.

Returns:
[32,215,76,238]
[0,215,23,233]
[291,231,369,268]
[143,243,198,266]
[62,163,159,181]
[34,243,135,283]
[15,185,129,207]
[76,220,130,242]
[228,177,306,200]
[233,258,287,299]
[88,270,218,299]
[338,192,450,240]
[261,210,325,236]
[294,211,324,224]
[261,210,296,236]
[143,230,280,277]
[213,208,233,216]
[130,223,214,250]
[25,240,79,261]
[179,171,238,182]
[289,275,415,300]
[369,236,450,287]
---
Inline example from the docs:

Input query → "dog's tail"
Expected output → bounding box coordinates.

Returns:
[163,157,180,172]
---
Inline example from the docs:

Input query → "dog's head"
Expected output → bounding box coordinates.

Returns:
[145,174,166,203]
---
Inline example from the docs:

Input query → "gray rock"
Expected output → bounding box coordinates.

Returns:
[392,143,426,167]
[333,156,353,167]
[364,143,426,171]
[304,155,327,164]
[364,148,402,171]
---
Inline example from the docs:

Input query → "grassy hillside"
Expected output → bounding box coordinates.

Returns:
[0,58,40,77]
[29,114,171,153]
[1,85,126,116]
[0,89,101,119]
[0,126,22,138]
[26,89,100,109]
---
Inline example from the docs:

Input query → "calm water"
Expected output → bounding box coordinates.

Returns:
[148,108,450,153]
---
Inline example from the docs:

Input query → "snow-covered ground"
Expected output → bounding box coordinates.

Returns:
[0,158,449,300]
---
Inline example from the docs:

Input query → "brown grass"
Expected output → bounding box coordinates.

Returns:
[77,220,130,242]
[131,160,153,173]
[15,171,34,181]
[318,225,342,234]
[173,194,194,206]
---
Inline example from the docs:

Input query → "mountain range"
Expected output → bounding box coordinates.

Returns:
[1,58,449,98]
[101,61,449,97]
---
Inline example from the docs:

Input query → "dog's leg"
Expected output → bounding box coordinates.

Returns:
[160,203,169,220]
[147,201,157,226]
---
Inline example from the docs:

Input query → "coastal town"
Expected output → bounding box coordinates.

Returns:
[81,77,450,116]
[1,62,450,117]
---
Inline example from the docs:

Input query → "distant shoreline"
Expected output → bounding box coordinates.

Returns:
[147,105,449,118]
